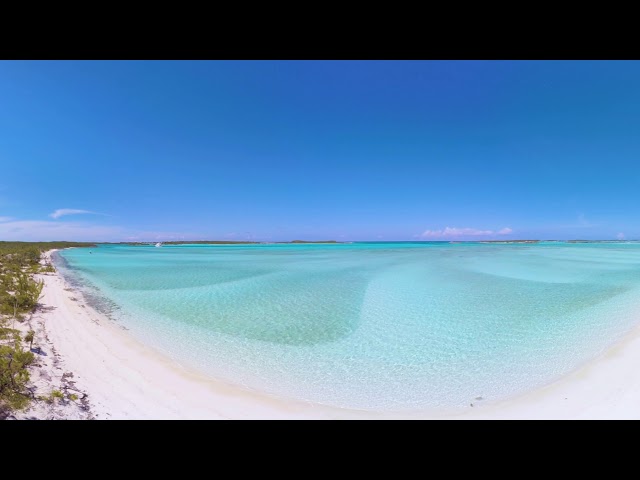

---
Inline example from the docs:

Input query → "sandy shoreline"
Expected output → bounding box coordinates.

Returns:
[16,249,640,419]
[454,320,640,419]
[21,251,387,419]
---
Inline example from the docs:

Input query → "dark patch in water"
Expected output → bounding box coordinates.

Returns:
[53,251,123,321]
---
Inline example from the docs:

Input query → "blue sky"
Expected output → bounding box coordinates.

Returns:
[1,60,640,241]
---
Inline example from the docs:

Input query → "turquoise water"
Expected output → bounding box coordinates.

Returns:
[56,242,640,411]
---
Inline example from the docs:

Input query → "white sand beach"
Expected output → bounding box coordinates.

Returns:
[19,251,356,419]
[455,324,640,420]
[18,250,640,420]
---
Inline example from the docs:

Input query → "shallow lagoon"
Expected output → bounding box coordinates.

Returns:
[57,242,640,411]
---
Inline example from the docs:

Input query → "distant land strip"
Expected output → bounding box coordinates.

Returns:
[120,240,341,246]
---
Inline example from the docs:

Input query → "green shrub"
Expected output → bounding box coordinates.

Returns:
[41,263,55,273]
[0,241,94,414]
[24,330,35,350]
[0,344,35,411]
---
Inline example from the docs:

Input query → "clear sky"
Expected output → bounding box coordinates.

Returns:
[1,60,640,242]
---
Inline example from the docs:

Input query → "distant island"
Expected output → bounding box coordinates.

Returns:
[284,240,339,244]
[478,240,542,244]
[478,239,637,244]
[99,239,640,247]
[136,241,259,245]
[120,240,341,246]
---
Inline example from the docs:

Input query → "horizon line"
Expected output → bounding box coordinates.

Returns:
[3,239,639,244]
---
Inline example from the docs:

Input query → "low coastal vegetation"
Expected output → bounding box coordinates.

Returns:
[0,241,93,416]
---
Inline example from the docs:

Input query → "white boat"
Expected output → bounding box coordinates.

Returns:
[155,242,162,247]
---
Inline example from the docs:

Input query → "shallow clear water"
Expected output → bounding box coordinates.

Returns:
[56,242,640,411]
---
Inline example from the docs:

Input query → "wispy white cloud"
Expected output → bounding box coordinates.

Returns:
[50,209,102,219]
[421,226,513,239]
[0,220,123,241]
[617,232,625,240]
[0,213,206,242]
[422,227,491,238]
[124,231,201,242]
[0,220,206,242]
